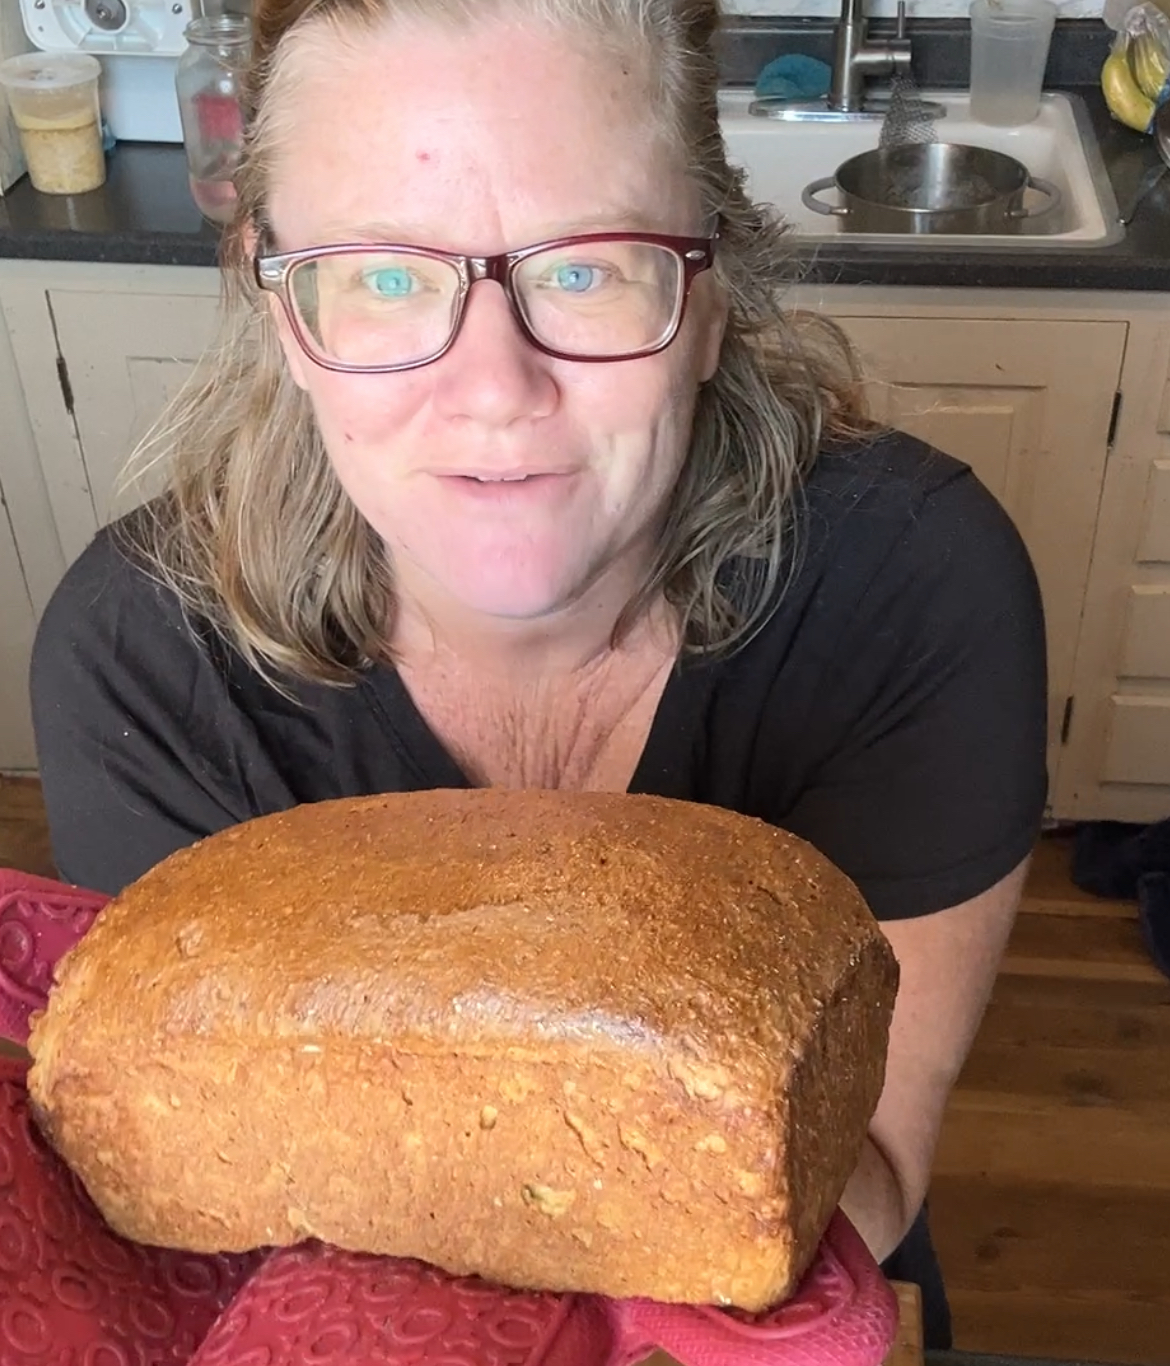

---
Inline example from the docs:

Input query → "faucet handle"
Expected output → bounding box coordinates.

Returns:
[895,0,907,39]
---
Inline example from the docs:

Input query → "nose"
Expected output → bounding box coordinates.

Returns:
[431,278,558,426]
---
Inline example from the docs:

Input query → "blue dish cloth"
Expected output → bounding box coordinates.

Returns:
[754,54,832,101]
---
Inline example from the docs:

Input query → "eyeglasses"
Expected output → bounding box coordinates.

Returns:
[253,232,717,373]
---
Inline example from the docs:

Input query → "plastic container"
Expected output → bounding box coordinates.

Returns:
[969,0,1058,127]
[175,13,251,224]
[0,52,105,195]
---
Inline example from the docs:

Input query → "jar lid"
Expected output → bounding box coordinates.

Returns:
[0,52,102,93]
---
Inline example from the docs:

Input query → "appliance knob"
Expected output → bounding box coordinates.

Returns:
[85,0,129,31]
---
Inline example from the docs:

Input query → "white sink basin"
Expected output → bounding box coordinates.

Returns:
[719,89,1122,247]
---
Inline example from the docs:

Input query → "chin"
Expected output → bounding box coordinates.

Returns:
[438,563,584,622]
[449,584,575,622]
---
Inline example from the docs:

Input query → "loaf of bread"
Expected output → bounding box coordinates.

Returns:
[28,789,898,1311]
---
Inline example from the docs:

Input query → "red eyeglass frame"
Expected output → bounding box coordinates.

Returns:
[252,231,718,372]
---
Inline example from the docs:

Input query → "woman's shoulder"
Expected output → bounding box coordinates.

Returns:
[33,504,212,681]
[798,426,1031,584]
[804,426,975,513]
[722,426,1040,667]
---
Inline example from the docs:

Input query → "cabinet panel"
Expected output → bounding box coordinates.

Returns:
[0,301,65,617]
[1137,460,1170,563]
[1120,587,1170,677]
[0,500,38,772]
[825,315,1127,796]
[48,289,221,556]
[1103,696,1170,786]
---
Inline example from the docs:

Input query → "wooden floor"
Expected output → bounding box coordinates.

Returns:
[1,774,1167,1364]
[931,832,1170,1365]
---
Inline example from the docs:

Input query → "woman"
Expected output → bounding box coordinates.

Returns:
[30,0,1047,1346]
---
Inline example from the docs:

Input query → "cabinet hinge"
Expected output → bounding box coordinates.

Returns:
[1060,696,1075,745]
[55,353,75,416]
[1106,390,1122,448]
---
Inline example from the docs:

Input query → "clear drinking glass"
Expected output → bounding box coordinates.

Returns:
[969,0,1058,127]
[175,14,251,224]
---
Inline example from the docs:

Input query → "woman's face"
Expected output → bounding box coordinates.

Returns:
[266,15,727,625]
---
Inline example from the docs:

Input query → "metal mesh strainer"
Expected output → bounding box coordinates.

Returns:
[879,70,938,149]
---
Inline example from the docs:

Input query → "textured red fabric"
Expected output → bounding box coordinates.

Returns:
[189,1245,616,1366]
[609,1213,899,1366]
[186,1214,897,1366]
[0,1056,265,1366]
[0,869,108,1047]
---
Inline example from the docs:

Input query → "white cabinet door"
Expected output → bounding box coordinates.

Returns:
[48,289,222,557]
[0,263,220,775]
[819,312,1127,809]
[1057,309,1170,822]
[0,501,38,772]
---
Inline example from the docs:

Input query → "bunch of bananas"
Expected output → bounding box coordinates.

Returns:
[1103,29,1170,131]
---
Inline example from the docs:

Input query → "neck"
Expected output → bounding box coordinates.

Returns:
[389,563,673,681]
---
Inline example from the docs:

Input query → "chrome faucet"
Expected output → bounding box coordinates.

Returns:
[828,0,913,113]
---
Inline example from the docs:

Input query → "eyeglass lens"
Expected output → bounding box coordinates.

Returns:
[287,240,686,367]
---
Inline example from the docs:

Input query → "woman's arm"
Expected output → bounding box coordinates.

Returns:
[841,857,1029,1259]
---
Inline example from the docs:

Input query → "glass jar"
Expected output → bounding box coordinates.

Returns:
[175,14,251,225]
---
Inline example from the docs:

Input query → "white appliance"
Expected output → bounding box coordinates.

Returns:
[18,0,198,142]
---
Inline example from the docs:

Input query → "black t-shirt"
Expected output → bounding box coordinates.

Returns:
[30,429,1049,907]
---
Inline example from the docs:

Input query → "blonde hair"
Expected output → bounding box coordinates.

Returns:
[123,0,863,686]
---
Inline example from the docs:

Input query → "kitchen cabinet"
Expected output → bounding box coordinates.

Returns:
[0,503,37,773]
[0,291,64,774]
[1048,307,1170,823]
[1,261,1169,820]
[0,261,220,773]
[0,263,221,572]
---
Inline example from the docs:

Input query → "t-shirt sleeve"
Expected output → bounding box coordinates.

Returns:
[29,530,259,896]
[778,467,1049,921]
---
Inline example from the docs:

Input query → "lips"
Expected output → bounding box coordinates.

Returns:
[463,474,533,482]
[439,469,563,481]
[433,469,577,502]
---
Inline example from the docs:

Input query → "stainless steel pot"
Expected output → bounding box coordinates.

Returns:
[801,142,1061,235]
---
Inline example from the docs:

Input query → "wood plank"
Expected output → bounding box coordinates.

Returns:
[946,1287,1170,1366]
[1000,955,1165,984]
[0,773,54,878]
[1002,910,1162,983]
[934,1097,1170,1190]
[974,975,1170,1051]
[955,1039,1170,1107]
[931,1175,1170,1301]
[885,1282,923,1366]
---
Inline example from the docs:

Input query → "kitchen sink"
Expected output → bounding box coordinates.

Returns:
[719,88,1123,248]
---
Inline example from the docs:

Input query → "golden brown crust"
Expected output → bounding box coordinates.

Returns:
[28,789,897,1310]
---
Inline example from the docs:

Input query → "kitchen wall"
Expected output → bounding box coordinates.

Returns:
[724,0,1103,15]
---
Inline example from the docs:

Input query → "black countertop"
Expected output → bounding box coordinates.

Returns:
[1,21,1169,291]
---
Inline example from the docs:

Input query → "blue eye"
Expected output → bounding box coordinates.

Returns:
[361,266,416,298]
[552,262,603,293]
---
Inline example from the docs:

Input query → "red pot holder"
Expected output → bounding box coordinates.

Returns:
[0,867,898,1366]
